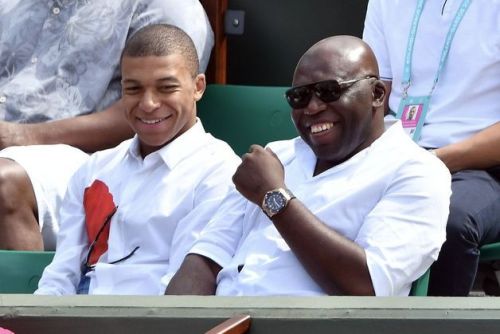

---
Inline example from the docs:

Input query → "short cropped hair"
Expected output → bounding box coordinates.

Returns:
[121,24,199,76]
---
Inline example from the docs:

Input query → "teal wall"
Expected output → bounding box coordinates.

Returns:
[226,0,369,85]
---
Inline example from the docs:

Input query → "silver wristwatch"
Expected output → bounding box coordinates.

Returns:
[261,187,295,218]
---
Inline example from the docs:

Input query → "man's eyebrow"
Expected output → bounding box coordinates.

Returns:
[121,77,181,85]
[157,77,180,84]
[121,77,142,84]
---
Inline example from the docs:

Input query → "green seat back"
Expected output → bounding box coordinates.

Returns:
[0,250,55,293]
[197,84,297,156]
[410,268,430,296]
[479,242,500,262]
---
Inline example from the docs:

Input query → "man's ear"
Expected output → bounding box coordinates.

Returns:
[372,80,386,108]
[194,73,206,102]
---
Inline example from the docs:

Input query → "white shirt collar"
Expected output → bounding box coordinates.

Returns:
[292,119,403,178]
[126,118,208,170]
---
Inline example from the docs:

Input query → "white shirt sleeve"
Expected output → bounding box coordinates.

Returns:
[34,165,90,295]
[187,187,248,269]
[362,0,393,81]
[159,162,240,289]
[355,155,451,296]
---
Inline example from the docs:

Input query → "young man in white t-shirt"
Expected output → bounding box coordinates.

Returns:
[35,24,239,295]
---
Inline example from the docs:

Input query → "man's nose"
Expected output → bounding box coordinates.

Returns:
[303,94,326,115]
[139,90,160,112]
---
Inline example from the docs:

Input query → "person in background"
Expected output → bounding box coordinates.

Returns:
[165,35,451,297]
[363,0,500,296]
[0,0,214,251]
[35,24,239,295]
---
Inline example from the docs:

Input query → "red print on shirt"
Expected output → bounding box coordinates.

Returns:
[83,180,117,265]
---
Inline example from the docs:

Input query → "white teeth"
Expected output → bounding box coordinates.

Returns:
[310,123,333,134]
[140,117,166,124]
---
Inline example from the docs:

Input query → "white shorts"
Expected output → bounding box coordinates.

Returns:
[0,145,89,250]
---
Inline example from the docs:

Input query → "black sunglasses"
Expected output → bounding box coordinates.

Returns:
[285,75,378,109]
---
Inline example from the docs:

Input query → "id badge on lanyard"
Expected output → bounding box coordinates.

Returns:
[396,0,471,142]
[397,95,430,140]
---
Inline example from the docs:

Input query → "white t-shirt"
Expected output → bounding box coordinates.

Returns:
[363,0,500,148]
[35,121,240,295]
[189,120,451,296]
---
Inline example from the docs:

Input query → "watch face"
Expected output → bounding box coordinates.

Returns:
[265,191,286,214]
[262,188,295,218]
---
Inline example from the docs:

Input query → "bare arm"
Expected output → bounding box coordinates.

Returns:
[165,254,221,295]
[434,122,500,172]
[271,199,374,295]
[0,99,134,153]
[232,145,375,296]
[382,80,500,172]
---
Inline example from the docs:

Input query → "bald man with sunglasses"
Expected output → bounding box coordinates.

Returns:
[165,35,451,296]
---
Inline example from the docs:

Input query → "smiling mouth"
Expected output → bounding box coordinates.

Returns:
[310,122,334,134]
[138,116,170,125]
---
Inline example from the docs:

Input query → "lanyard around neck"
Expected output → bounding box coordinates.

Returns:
[401,0,471,97]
